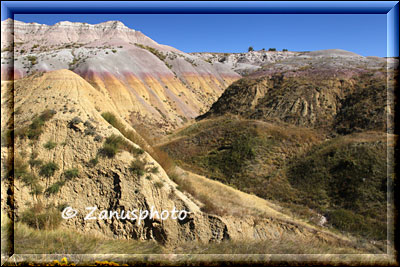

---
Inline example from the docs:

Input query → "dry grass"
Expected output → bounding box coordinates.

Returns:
[174,233,361,255]
[0,217,163,255]
[173,167,296,220]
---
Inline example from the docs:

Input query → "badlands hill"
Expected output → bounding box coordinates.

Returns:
[1,19,240,134]
[198,51,391,135]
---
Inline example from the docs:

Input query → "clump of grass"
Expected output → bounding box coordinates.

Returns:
[39,162,59,178]
[154,181,164,189]
[20,202,61,230]
[89,156,99,167]
[16,109,56,140]
[45,180,66,195]
[99,134,125,158]
[148,166,159,174]
[26,55,37,65]
[28,157,43,168]
[43,140,57,150]
[130,159,146,177]
[14,156,29,179]
[63,168,79,180]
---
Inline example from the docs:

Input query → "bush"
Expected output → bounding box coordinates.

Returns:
[100,143,119,158]
[101,112,119,126]
[39,109,56,121]
[69,116,82,126]
[20,203,62,230]
[21,173,38,187]
[26,55,37,65]
[148,166,159,174]
[45,180,66,195]
[29,183,44,197]
[94,135,103,142]
[64,168,79,180]
[29,158,43,168]
[39,162,59,178]
[99,134,125,158]
[268,48,276,51]
[248,46,254,52]
[14,157,29,179]
[287,140,387,239]
[282,48,288,52]
[44,140,57,150]
[130,159,146,177]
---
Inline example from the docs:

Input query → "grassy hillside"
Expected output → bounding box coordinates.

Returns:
[286,132,388,239]
[160,116,320,201]
[160,117,389,240]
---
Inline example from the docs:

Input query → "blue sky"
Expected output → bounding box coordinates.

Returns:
[14,14,387,57]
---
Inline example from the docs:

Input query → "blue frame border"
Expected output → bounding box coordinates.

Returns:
[1,1,399,57]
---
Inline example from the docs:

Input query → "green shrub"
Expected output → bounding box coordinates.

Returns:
[130,159,146,177]
[45,180,65,195]
[28,158,43,168]
[26,55,37,65]
[268,48,276,51]
[248,46,254,52]
[99,134,125,158]
[101,112,119,126]
[1,129,13,147]
[39,162,59,178]
[148,166,159,174]
[69,116,82,126]
[43,140,57,150]
[29,183,44,197]
[287,141,387,239]
[64,168,79,180]
[21,173,38,187]
[100,143,119,158]
[22,110,56,140]
[39,109,56,121]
